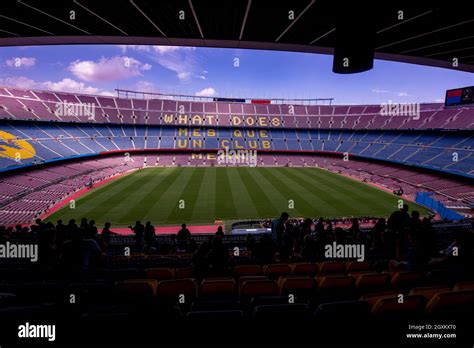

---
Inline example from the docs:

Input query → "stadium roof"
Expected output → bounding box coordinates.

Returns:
[0,1,473,72]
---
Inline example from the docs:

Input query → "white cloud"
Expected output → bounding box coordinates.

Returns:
[0,76,37,89]
[195,87,216,97]
[131,80,157,93]
[0,76,106,95]
[371,88,390,93]
[69,56,152,82]
[119,45,201,81]
[41,78,99,94]
[397,92,409,97]
[434,98,444,103]
[99,90,116,97]
[5,57,36,68]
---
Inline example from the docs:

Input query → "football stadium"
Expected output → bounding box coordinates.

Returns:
[0,2,473,346]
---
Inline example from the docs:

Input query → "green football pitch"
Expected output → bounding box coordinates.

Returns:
[46,167,430,226]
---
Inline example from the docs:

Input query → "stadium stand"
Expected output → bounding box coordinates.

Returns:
[0,87,473,224]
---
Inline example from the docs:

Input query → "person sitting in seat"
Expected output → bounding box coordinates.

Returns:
[177,223,191,249]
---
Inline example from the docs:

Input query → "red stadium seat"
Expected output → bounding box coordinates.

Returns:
[240,279,278,298]
[145,268,175,280]
[390,271,423,290]
[291,263,319,276]
[157,279,197,301]
[408,286,451,302]
[234,265,263,277]
[278,277,317,296]
[238,276,269,289]
[359,290,401,307]
[372,295,426,317]
[426,290,474,315]
[355,273,390,294]
[263,264,291,278]
[345,261,371,273]
[115,280,158,304]
[453,281,474,291]
[175,267,193,279]
[319,261,345,275]
[199,278,237,298]
[317,275,354,290]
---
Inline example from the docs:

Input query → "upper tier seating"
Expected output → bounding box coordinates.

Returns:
[1,87,472,129]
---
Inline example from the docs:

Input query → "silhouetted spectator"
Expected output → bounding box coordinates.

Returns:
[315,217,325,235]
[101,222,116,245]
[55,219,66,248]
[370,218,386,254]
[254,234,275,264]
[297,218,313,252]
[388,204,410,258]
[216,226,224,237]
[208,236,229,276]
[335,227,347,245]
[192,241,211,279]
[80,218,88,230]
[271,212,289,247]
[88,220,98,239]
[177,223,191,248]
[301,235,317,262]
[144,221,156,247]
[349,218,360,241]
[130,221,144,245]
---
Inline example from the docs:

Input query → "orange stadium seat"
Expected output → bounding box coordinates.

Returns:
[426,290,474,315]
[234,265,263,277]
[408,285,451,302]
[372,295,426,318]
[453,281,474,291]
[238,276,269,289]
[345,261,371,273]
[291,263,319,276]
[145,268,176,281]
[175,267,193,279]
[355,273,390,294]
[359,290,401,307]
[115,280,158,304]
[240,279,278,298]
[390,271,423,291]
[278,277,317,296]
[157,279,197,302]
[199,278,237,298]
[317,275,354,289]
[263,264,291,278]
[318,261,346,275]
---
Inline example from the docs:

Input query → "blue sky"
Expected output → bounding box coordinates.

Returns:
[0,44,473,104]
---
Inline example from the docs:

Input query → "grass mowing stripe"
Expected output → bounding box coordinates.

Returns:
[49,169,155,222]
[255,167,314,216]
[130,167,195,223]
[277,167,353,213]
[190,167,217,222]
[118,167,183,222]
[215,168,237,219]
[166,167,206,222]
[297,168,406,213]
[291,168,372,214]
[235,168,278,217]
[225,168,260,218]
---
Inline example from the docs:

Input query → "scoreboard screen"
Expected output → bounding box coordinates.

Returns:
[445,86,474,106]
